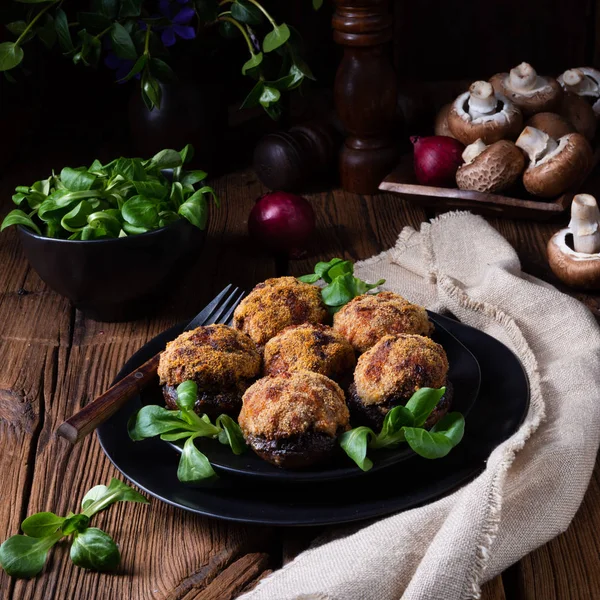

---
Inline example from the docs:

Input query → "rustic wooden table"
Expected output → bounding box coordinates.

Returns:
[1,155,599,600]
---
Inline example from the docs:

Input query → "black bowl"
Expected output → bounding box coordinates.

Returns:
[18,219,207,322]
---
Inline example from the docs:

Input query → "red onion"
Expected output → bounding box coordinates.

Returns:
[248,191,315,254]
[411,135,465,187]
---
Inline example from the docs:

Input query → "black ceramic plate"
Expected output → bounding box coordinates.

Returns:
[159,313,480,483]
[97,313,529,526]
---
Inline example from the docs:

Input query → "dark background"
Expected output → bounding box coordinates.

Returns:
[1,0,599,175]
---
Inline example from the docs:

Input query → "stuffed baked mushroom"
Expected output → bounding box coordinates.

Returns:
[238,371,350,468]
[347,334,452,431]
[233,277,328,349]
[158,324,261,419]
[264,323,356,386]
[333,291,433,354]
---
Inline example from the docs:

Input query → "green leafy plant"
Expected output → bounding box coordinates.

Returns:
[0,479,148,579]
[128,380,247,482]
[299,258,386,314]
[339,387,466,471]
[0,144,219,239]
[0,0,320,118]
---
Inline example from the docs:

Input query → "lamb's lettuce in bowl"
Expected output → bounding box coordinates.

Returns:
[1,144,218,240]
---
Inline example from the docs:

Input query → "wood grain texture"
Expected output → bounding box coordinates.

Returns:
[481,576,507,600]
[57,352,161,444]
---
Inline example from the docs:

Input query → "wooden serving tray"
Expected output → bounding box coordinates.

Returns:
[379,151,599,221]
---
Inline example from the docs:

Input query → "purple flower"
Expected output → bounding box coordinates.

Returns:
[158,0,196,47]
[104,52,139,83]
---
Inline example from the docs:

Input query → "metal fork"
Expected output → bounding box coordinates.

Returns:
[57,285,246,444]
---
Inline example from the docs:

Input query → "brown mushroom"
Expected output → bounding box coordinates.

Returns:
[560,92,597,141]
[434,103,454,138]
[456,139,525,193]
[447,81,523,145]
[525,112,575,139]
[558,68,600,116]
[490,63,563,117]
[547,194,600,289]
[515,127,592,198]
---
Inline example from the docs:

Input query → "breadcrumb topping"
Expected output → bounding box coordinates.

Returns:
[233,277,328,349]
[354,334,448,405]
[264,323,356,382]
[239,371,350,440]
[333,291,433,354]
[158,324,261,393]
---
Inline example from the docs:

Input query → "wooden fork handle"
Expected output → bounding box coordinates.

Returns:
[57,352,162,445]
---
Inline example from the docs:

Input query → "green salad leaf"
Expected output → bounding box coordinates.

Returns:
[406,387,447,427]
[128,380,248,483]
[61,515,91,536]
[20,513,65,539]
[0,533,61,579]
[70,528,120,572]
[339,427,375,471]
[178,436,217,482]
[1,145,219,239]
[339,387,465,471]
[0,480,147,579]
[216,414,247,455]
[299,258,386,313]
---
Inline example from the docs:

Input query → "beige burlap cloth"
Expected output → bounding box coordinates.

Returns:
[240,211,600,600]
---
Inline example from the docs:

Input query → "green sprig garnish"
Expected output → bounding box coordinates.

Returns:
[298,258,386,314]
[128,380,247,483]
[339,387,465,471]
[0,479,148,579]
[1,144,219,240]
[0,0,319,118]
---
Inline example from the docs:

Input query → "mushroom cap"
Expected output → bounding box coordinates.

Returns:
[447,91,523,145]
[558,67,600,98]
[525,112,575,139]
[561,93,597,142]
[490,72,563,117]
[522,133,592,198]
[547,228,600,289]
[434,103,454,138]
[456,140,525,193]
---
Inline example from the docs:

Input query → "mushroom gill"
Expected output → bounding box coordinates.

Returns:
[447,81,523,145]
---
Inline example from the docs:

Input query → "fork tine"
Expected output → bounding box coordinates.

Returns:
[223,291,246,326]
[204,287,240,325]
[185,284,232,330]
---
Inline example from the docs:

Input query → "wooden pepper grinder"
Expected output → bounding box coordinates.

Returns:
[333,0,400,194]
[253,120,341,192]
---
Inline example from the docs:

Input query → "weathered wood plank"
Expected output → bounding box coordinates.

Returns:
[481,576,507,600]
[184,553,270,600]
[290,189,427,275]
[0,154,74,599]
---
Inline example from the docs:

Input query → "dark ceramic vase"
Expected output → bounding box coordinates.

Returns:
[18,220,207,322]
[128,80,227,172]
